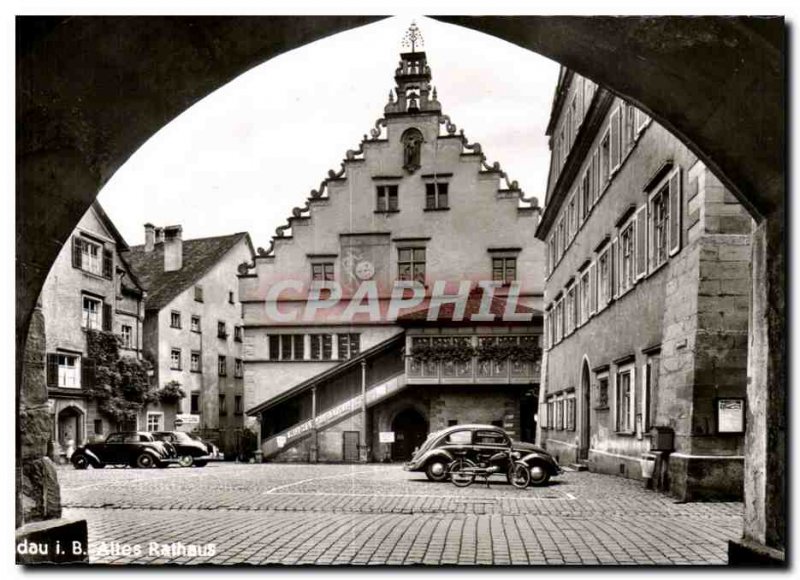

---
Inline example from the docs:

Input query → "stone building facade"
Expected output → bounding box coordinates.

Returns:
[40,202,146,459]
[536,68,751,500]
[240,46,546,462]
[124,225,255,456]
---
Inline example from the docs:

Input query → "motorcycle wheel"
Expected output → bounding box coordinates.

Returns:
[508,462,531,489]
[449,459,476,487]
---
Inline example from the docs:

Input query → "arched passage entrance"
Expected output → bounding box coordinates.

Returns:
[56,405,84,457]
[391,408,428,461]
[16,16,784,560]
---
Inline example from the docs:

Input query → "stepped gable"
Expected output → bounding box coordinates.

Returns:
[241,35,541,274]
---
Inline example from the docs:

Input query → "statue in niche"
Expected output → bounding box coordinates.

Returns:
[401,128,424,174]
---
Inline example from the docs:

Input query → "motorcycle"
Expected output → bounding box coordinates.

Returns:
[448,447,531,489]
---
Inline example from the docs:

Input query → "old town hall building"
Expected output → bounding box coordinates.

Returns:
[536,67,751,500]
[239,40,546,462]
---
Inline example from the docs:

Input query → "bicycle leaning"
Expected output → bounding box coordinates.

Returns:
[448,447,531,489]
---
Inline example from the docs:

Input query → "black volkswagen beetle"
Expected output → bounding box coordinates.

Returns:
[403,424,562,486]
[71,431,176,469]
[152,431,221,467]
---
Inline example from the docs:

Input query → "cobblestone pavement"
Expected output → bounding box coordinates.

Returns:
[60,463,742,566]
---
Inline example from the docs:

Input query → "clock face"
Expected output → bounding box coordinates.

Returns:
[354,260,375,281]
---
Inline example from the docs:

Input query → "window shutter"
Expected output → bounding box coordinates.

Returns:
[544,312,549,350]
[669,169,682,256]
[102,303,112,331]
[589,261,597,315]
[46,354,59,387]
[635,205,648,280]
[610,237,619,299]
[610,107,621,172]
[630,366,637,433]
[72,237,82,269]
[592,151,600,201]
[102,249,113,279]
[81,358,95,389]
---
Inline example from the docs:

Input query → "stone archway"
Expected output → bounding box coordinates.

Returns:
[55,405,84,459]
[390,408,429,461]
[16,16,785,559]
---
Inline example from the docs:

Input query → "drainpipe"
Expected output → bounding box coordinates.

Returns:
[360,360,368,462]
[310,385,318,463]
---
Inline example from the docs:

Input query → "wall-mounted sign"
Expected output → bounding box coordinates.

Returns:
[175,414,200,425]
[379,431,395,444]
[717,398,745,433]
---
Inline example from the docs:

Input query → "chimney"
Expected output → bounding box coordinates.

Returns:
[144,223,155,252]
[155,227,165,245]
[163,225,183,272]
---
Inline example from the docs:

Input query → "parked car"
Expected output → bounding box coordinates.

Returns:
[71,431,177,469]
[403,424,562,486]
[151,431,222,467]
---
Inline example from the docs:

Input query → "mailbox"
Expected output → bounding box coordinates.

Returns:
[650,426,674,451]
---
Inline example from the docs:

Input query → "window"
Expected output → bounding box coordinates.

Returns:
[268,335,280,360]
[599,131,610,186]
[597,247,611,308]
[376,184,399,211]
[556,395,564,430]
[644,355,659,431]
[311,263,334,282]
[233,325,243,342]
[194,285,204,302]
[229,291,235,304]
[219,395,227,416]
[217,321,227,339]
[190,393,200,414]
[170,311,181,329]
[81,295,102,329]
[218,355,227,376]
[565,286,576,336]
[546,397,555,429]
[120,325,132,348]
[280,335,292,360]
[581,170,591,221]
[424,182,449,210]
[597,375,609,408]
[72,236,111,277]
[234,358,243,378]
[48,353,79,388]
[190,351,201,373]
[337,333,361,360]
[234,395,243,415]
[191,315,201,333]
[579,270,590,326]
[310,334,333,360]
[619,221,635,294]
[475,430,508,446]
[446,430,472,445]
[650,181,671,270]
[567,195,577,239]
[146,413,163,432]
[624,104,636,154]
[566,392,576,431]
[615,366,634,432]
[492,257,517,284]
[398,247,426,284]
[170,348,182,370]
[94,419,103,435]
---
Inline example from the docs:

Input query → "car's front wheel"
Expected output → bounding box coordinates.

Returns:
[135,453,156,469]
[424,458,450,482]
[178,455,194,468]
[72,454,89,470]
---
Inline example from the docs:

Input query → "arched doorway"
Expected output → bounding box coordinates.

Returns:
[580,360,591,461]
[391,408,428,461]
[57,406,84,458]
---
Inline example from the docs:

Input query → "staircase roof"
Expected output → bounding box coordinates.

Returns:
[246,331,405,417]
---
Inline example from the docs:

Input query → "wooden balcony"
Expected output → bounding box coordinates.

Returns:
[406,355,540,385]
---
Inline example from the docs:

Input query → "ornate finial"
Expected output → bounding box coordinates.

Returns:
[432,86,438,101]
[401,21,424,53]
[388,90,395,103]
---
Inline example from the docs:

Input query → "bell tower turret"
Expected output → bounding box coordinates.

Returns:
[384,22,441,116]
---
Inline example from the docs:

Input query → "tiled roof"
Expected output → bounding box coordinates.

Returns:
[396,287,539,325]
[124,233,251,311]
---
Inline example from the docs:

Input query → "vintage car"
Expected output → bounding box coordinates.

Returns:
[403,424,562,486]
[151,431,222,467]
[71,431,177,469]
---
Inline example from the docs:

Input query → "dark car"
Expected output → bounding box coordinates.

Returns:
[71,431,176,469]
[403,424,562,486]
[152,431,222,467]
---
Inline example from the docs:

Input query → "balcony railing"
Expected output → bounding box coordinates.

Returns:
[406,356,540,383]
